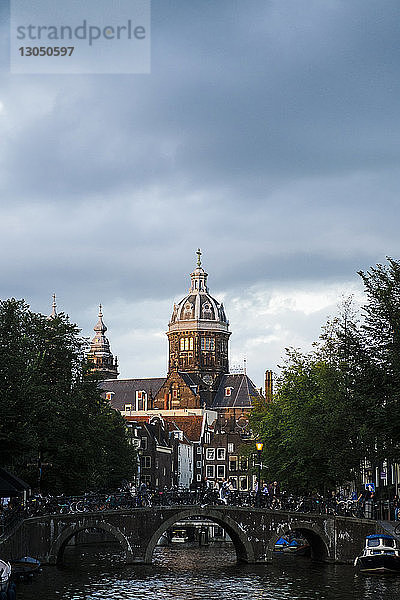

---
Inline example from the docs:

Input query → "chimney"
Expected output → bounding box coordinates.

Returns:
[265,370,273,402]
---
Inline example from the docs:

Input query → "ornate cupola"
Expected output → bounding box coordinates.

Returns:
[167,250,231,395]
[87,304,119,380]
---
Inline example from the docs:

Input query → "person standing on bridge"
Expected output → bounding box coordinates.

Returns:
[269,481,281,509]
[393,494,400,521]
[219,479,230,505]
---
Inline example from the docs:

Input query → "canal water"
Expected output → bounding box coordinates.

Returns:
[15,543,400,600]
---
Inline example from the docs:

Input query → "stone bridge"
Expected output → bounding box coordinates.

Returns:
[0,506,379,566]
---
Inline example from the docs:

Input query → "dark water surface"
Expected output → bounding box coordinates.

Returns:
[16,543,400,600]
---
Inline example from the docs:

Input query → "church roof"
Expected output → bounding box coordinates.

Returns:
[163,415,208,442]
[169,249,229,330]
[125,413,209,443]
[212,373,263,409]
[99,377,166,410]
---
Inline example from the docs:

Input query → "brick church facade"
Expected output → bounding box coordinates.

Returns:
[89,251,270,490]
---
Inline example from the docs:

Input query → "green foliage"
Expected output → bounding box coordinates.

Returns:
[251,348,361,493]
[0,299,136,494]
[251,257,400,493]
[358,258,400,461]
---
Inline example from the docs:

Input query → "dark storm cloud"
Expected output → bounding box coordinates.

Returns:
[1,0,400,376]
[3,0,400,202]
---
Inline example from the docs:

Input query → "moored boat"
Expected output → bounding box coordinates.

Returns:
[274,536,289,552]
[274,535,310,556]
[171,529,189,543]
[11,555,41,578]
[0,559,11,592]
[354,534,400,574]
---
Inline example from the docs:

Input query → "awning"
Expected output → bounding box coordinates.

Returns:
[0,468,31,497]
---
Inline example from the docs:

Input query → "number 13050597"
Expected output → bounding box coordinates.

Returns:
[19,47,74,56]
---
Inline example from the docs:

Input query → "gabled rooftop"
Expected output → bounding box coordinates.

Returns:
[99,377,166,411]
[212,373,263,409]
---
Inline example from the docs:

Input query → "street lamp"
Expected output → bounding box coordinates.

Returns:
[255,442,264,507]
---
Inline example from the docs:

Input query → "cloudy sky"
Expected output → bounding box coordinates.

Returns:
[1,0,400,388]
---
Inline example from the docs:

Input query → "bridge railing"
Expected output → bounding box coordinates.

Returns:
[1,491,396,537]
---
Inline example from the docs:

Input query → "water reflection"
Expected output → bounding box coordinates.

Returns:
[16,543,400,600]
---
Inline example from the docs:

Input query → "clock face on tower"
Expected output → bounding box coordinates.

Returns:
[203,374,213,386]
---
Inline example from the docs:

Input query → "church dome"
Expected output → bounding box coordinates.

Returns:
[169,250,228,331]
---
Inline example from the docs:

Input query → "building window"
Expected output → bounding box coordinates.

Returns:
[196,461,202,468]
[239,476,248,490]
[197,474,202,482]
[141,475,151,485]
[230,477,238,490]
[229,456,238,472]
[240,457,248,470]
[206,448,215,461]
[225,387,232,397]
[201,337,215,351]
[173,389,178,399]
[217,465,225,479]
[196,446,202,454]
[206,465,215,478]
[136,391,147,411]
[202,303,212,318]
[228,443,234,453]
[141,456,151,469]
[155,459,159,469]
[141,437,148,450]
[217,448,226,461]
[124,404,132,411]
[180,337,194,351]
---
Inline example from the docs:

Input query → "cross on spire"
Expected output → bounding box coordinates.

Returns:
[196,248,202,268]
[49,293,57,318]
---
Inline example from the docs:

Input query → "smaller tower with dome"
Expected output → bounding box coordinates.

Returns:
[87,304,119,380]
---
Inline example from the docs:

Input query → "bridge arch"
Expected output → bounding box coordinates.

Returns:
[267,519,332,562]
[144,508,255,564]
[47,520,133,565]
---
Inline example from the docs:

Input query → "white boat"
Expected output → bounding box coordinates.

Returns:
[171,529,189,543]
[0,559,11,592]
[354,534,400,574]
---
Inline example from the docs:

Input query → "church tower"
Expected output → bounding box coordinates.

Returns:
[166,250,231,403]
[87,305,119,380]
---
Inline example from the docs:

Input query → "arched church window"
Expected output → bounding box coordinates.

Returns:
[184,302,193,317]
[202,303,212,318]
[201,337,215,351]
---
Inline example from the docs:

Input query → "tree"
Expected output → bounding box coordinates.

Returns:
[358,258,400,463]
[0,298,136,494]
[251,347,360,493]
[251,258,400,494]
[250,295,380,494]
